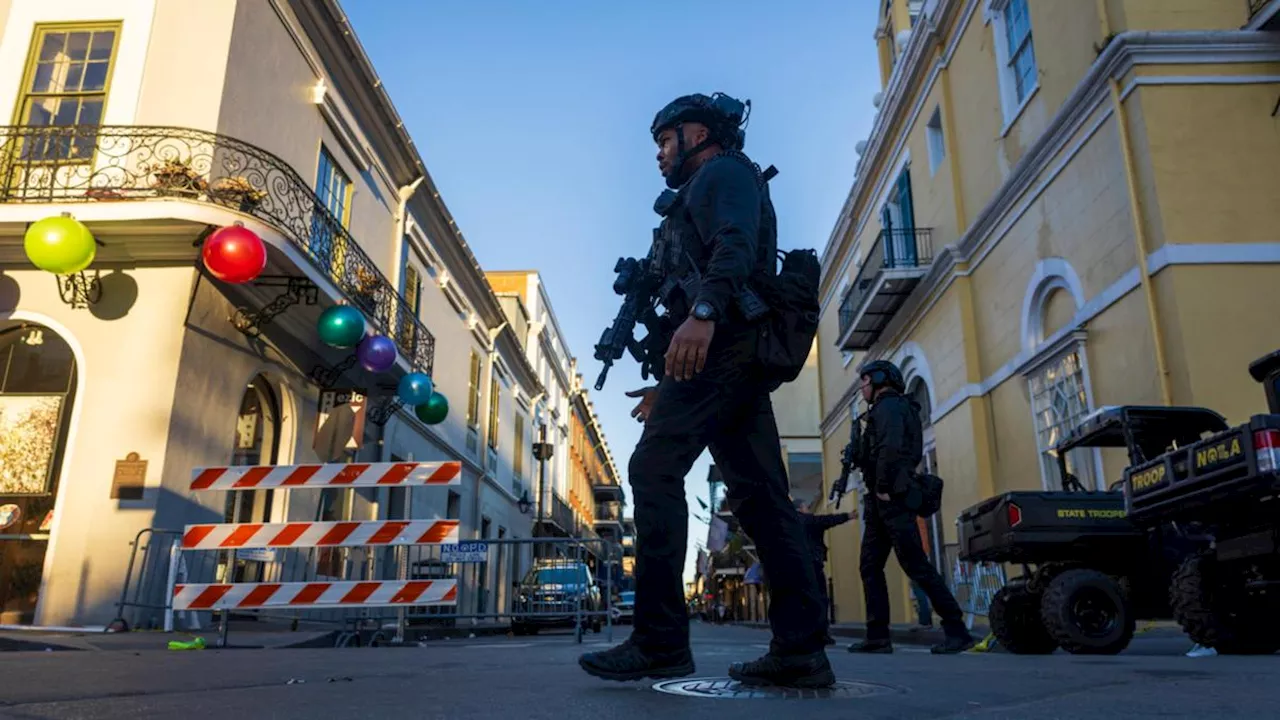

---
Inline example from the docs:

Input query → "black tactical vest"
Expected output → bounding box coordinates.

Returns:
[650,150,778,321]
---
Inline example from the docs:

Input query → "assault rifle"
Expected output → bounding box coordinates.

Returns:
[829,410,864,508]
[593,256,664,391]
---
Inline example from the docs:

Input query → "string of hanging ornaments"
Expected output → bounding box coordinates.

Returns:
[22,213,448,425]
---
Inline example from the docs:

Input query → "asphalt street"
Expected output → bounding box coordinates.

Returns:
[0,622,1276,719]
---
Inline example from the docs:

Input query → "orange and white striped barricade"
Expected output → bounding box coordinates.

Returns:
[166,460,462,643]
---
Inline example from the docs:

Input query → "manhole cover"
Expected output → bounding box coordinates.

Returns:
[652,677,897,700]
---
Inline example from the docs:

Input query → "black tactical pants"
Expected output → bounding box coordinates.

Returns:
[628,325,827,656]
[812,558,831,630]
[859,494,968,641]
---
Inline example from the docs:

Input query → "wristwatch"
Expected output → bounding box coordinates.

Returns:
[691,301,716,321]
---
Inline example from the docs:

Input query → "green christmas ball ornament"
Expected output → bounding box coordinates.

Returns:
[24,214,96,274]
[317,305,366,348]
[415,392,449,425]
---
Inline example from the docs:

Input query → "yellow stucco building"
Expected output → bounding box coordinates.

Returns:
[816,0,1280,625]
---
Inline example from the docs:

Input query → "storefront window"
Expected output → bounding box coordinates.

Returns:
[0,321,77,624]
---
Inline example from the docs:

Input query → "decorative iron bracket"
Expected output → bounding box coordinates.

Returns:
[367,395,406,427]
[309,353,359,390]
[56,270,102,308]
[231,275,319,337]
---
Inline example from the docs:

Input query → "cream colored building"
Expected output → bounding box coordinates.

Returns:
[816,0,1280,624]
[0,0,545,628]
[485,270,628,570]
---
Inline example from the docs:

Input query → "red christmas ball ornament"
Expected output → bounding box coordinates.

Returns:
[202,224,267,284]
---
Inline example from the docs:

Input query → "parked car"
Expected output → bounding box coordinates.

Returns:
[510,560,603,635]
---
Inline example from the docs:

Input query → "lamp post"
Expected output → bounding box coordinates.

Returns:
[532,421,553,539]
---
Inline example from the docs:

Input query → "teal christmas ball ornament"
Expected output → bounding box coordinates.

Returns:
[24,214,96,274]
[317,305,365,348]
[415,392,449,425]
[397,372,434,406]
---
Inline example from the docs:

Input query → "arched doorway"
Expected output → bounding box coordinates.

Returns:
[222,374,281,584]
[0,320,78,624]
[907,376,946,576]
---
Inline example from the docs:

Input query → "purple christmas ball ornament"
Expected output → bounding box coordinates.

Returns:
[357,334,398,373]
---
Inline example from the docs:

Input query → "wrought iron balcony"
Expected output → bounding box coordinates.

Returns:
[594,501,622,526]
[836,227,933,351]
[0,124,434,374]
[543,491,575,536]
[592,480,624,503]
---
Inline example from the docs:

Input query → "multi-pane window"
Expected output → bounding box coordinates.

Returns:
[1028,348,1095,490]
[513,414,525,482]
[17,25,120,161]
[315,147,351,225]
[487,375,500,451]
[467,351,481,428]
[398,259,421,350]
[1002,0,1037,104]
[313,146,352,276]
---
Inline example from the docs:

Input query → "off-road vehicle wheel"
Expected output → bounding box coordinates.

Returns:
[1040,568,1134,655]
[1171,551,1280,655]
[989,580,1057,654]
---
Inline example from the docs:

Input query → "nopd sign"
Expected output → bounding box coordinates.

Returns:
[441,542,488,563]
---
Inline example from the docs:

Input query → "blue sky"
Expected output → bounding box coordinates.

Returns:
[343,0,881,581]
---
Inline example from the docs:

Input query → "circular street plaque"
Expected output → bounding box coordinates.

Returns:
[652,677,897,700]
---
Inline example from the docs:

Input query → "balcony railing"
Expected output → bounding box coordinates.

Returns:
[837,227,933,340]
[548,491,575,534]
[594,502,622,523]
[0,124,434,374]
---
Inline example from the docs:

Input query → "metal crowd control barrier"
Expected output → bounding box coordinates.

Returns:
[398,536,621,645]
[950,556,1007,630]
[166,459,464,647]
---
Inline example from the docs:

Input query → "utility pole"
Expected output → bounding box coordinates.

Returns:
[532,420,553,556]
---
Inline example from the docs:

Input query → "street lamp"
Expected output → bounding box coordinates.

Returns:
[517,489,533,515]
[532,426,554,536]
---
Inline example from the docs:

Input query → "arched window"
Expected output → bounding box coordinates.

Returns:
[1020,261,1098,490]
[0,320,78,624]
[908,376,932,430]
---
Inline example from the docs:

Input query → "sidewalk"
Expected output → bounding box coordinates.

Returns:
[0,620,530,652]
[734,620,988,647]
[0,621,339,652]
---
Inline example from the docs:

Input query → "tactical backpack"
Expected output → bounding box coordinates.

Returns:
[756,247,821,390]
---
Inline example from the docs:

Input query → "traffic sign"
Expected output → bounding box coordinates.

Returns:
[441,542,488,563]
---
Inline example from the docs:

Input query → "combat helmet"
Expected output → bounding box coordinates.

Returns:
[651,92,750,188]
[858,359,906,393]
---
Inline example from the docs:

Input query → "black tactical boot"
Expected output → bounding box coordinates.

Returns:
[931,633,978,654]
[578,639,695,682]
[727,650,836,688]
[848,638,893,653]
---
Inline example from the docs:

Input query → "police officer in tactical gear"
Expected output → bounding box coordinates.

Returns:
[578,93,835,688]
[847,359,976,654]
[794,499,856,646]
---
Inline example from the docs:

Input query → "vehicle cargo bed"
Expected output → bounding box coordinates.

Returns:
[957,491,1145,564]
[1124,414,1280,525]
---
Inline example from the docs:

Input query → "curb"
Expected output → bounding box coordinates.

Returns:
[409,625,514,642]
[0,636,84,653]
[273,630,342,649]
